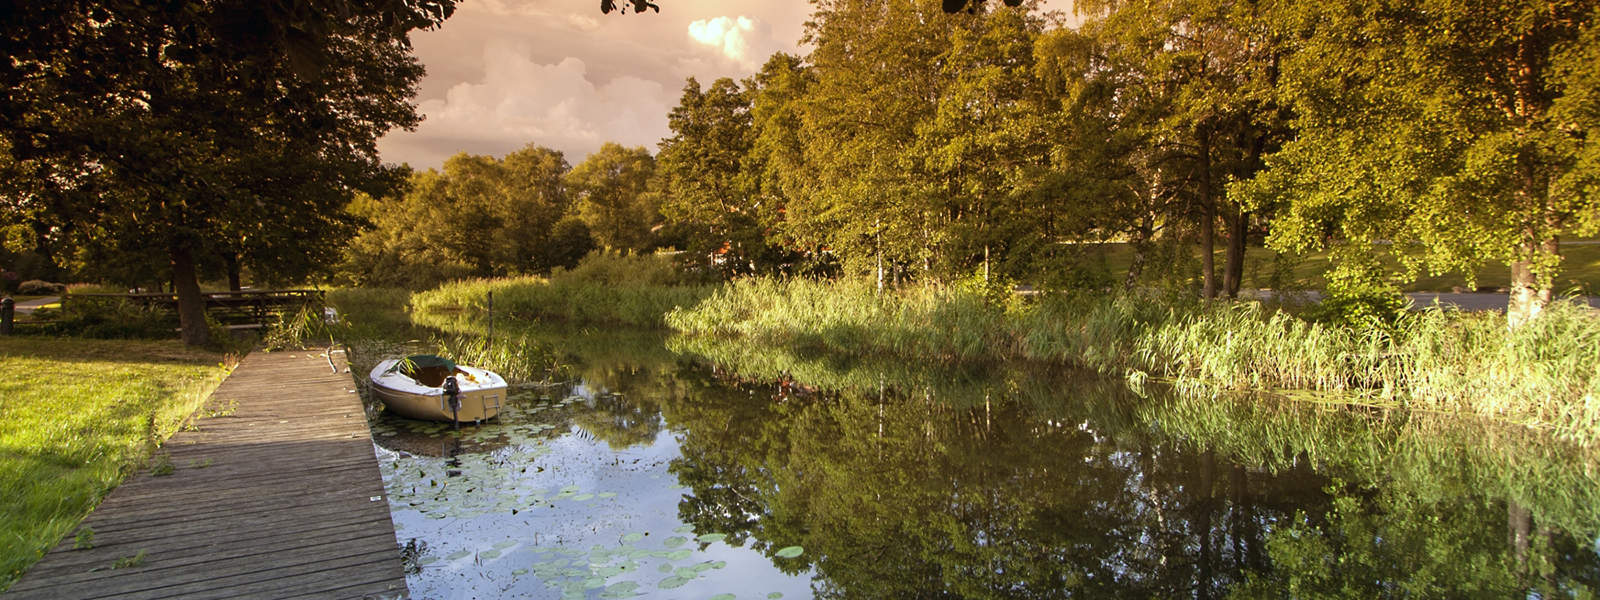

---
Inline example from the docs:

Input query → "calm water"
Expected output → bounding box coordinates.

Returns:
[350,322,1600,599]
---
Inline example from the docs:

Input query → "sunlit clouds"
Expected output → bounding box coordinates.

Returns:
[688,16,762,66]
[377,1,1072,169]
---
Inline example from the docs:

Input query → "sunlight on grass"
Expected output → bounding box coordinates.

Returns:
[0,337,229,591]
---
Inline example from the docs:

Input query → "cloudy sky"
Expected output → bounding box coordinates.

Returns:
[377,0,1075,170]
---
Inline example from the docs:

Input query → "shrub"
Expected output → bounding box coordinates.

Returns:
[17,280,65,295]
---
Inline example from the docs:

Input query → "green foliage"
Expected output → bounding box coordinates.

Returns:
[1,0,455,345]
[669,279,1600,445]
[1239,0,1600,317]
[410,251,712,328]
[0,338,225,590]
[16,280,64,295]
[262,301,341,351]
[1302,253,1406,331]
[41,298,175,340]
[72,527,93,550]
[337,146,589,289]
[566,143,659,252]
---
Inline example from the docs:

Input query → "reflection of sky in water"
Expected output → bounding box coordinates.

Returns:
[375,403,814,600]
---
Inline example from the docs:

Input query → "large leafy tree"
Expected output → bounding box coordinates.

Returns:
[657,77,787,276]
[566,143,659,253]
[0,0,454,345]
[1056,0,1290,299]
[1242,0,1600,324]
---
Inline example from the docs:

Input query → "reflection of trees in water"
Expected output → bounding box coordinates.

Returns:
[403,316,1600,597]
[652,339,1600,598]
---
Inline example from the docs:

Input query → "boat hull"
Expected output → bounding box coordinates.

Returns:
[369,359,506,423]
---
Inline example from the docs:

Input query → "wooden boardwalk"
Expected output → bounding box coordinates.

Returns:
[6,350,409,600]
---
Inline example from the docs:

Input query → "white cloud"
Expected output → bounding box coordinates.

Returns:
[379,42,674,168]
[687,16,760,66]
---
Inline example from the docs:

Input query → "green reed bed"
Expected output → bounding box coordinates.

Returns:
[411,254,712,328]
[0,338,228,591]
[667,278,1600,445]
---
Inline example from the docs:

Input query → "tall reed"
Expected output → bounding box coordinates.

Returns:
[667,278,1600,445]
[411,253,712,328]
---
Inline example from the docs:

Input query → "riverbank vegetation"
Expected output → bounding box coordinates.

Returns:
[666,277,1600,445]
[410,252,712,328]
[0,338,229,591]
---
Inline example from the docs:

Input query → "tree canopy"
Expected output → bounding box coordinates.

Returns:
[0,0,457,344]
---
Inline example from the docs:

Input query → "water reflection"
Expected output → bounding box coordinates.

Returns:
[351,315,1600,598]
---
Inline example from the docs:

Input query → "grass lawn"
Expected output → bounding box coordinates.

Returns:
[0,337,230,591]
[1090,242,1600,294]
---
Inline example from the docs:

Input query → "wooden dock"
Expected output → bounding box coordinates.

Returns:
[5,350,409,600]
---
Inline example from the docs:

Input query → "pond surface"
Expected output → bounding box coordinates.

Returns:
[348,320,1600,599]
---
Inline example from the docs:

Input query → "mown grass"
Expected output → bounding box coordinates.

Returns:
[410,252,712,328]
[667,278,1600,445]
[1090,242,1600,294]
[0,337,230,591]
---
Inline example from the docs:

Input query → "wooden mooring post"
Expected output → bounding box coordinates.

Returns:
[1,296,13,335]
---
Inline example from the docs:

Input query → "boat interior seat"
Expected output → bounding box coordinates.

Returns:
[401,364,459,388]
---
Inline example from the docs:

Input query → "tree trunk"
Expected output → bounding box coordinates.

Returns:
[223,252,242,291]
[170,245,211,347]
[1507,236,1556,327]
[1198,129,1217,299]
[1223,205,1247,298]
[1508,501,1532,571]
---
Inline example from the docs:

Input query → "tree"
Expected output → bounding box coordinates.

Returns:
[1062,0,1291,299]
[656,77,784,276]
[566,143,659,252]
[0,0,455,345]
[1240,0,1600,324]
[337,145,580,287]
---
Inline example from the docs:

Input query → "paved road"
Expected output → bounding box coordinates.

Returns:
[1244,290,1598,312]
[9,295,59,313]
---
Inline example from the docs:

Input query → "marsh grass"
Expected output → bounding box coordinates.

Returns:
[411,253,712,328]
[668,278,1600,445]
[0,337,228,591]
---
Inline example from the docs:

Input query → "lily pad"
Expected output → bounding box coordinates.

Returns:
[697,533,727,544]
[663,536,687,548]
[659,575,691,589]
[572,493,595,502]
[774,546,804,558]
[709,594,736,600]
[621,532,645,543]
[768,594,784,599]
[601,581,640,598]
[445,549,471,561]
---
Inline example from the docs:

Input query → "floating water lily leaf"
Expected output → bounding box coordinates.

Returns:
[572,493,595,502]
[696,533,727,544]
[601,581,640,598]
[709,594,736,600]
[674,525,694,534]
[594,566,624,577]
[663,536,687,548]
[774,546,804,558]
[584,577,607,589]
[659,575,690,589]
[621,532,645,543]
[665,549,692,561]
[511,568,528,576]
[445,549,471,561]
[598,492,618,498]
[478,549,501,559]
[493,540,517,550]
[559,485,580,494]
[768,594,783,599]
[658,563,674,573]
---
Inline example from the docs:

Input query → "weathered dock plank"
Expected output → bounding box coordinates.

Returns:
[6,350,408,600]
